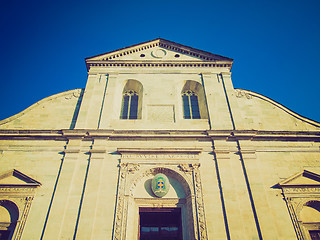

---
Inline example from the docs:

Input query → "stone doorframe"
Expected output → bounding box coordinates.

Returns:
[112,163,208,240]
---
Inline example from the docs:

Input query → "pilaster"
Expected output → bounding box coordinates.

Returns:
[75,73,109,129]
[213,140,260,239]
[42,138,89,240]
[98,73,120,129]
[201,73,233,130]
[75,138,110,239]
[220,72,241,129]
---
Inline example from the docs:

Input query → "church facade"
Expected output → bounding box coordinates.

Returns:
[0,39,320,240]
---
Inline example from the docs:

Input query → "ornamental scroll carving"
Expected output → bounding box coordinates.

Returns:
[179,163,208,240]
[235,89,252,99]
[178,163,194,173]
[64,89,82,100]
[113,163,140,240]
[193,164,208,240]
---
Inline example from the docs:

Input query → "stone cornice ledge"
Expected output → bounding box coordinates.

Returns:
[206,130,320,141]
[0,129,319,141]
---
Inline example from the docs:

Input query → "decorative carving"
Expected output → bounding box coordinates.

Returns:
[73,89,82,98]
[15,197,33,239]
[65,89,82,100]
[179,163,200,173]
[283,187,320,193]
[0,197,35,240]
[235,89,252,99]
[113,165,127,240]
[128,167,192,197]
[113,164,208,240]
[178,163,194,172]
[120,163,140,174]
[193,164,208,240]
[122,154,197,160]
[88,62,230,69]
[280,171,320,240]
[285,197,304,240]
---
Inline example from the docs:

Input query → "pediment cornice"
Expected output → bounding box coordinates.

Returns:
[278,170,320,188]
[85,38,233,70]
[0,169,41,188]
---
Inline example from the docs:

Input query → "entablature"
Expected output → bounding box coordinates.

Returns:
[0,129,319,142]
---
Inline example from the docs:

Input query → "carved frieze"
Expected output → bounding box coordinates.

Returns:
[0,187,36,193]
[121,154,197,160]
[283,187,320,194]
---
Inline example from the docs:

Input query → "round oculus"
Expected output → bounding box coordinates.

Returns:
[151,49,167,58]
[151,173,170,198]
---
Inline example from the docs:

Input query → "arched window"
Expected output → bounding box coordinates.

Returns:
[120,80,143,120]
[181,80,208,120]
[182,90,200,119]
[120,90,139,119]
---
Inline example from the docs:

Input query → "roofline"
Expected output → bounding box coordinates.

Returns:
[236,88,320,127]
[85,38,233,62]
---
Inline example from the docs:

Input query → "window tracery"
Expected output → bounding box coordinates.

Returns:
[120,90,139,119]
[182,90,200,119]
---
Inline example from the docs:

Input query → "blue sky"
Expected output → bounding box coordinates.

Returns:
[1,0,319,122]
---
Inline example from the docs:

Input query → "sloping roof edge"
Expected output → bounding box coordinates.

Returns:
[85,38,233,62]
[236,88,320,127]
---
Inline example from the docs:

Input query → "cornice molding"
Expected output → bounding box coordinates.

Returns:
[86,39,233,62]
[0,129,319,142]
[86,61,232,70]
[85,38,233,71]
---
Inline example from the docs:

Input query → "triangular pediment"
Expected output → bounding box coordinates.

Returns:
[0,169,41,186]
[86,38,233,63]
[278,170,320,187]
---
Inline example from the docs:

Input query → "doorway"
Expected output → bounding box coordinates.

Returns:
[139,207,183,240]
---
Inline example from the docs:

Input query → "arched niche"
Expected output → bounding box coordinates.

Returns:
[134,175,186,199]
[120,79,143,119]
[181,80,208,119]
[0,200,19,240]
[128,167,192,198]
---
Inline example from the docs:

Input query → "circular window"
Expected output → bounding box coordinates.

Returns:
[140,54,145,57]
[174,54,180,58]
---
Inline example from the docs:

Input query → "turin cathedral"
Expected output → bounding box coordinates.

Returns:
[0,39,320,240]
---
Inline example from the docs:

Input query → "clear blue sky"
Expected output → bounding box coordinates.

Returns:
[1,0,319,122]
